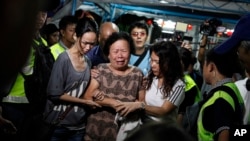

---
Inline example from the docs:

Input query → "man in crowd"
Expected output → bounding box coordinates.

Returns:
[87,22,119,67]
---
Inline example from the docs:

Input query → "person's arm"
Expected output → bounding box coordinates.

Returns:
[197,35,207,68]
[145,83,185,118]
[118,83,185,117]
[115,72,146,116]
[59,92,101,108]
[116,89,146,116]
[84,78,121,109]
[144,100,177,117]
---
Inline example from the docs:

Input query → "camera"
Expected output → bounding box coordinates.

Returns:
[200,18,222,36]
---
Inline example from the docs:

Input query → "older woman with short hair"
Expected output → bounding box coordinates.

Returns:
[84,32,145,141]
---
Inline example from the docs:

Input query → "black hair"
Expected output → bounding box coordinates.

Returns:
[103,32,135,57]
[128,22,149,35]
[74,9,84,19]
[179,47,196,71]
[75,17,98,38]
[59,15,78,30]
[41,23,58,36]
[147,41,184,97]
[205,48,242,78]
[125,121,193,141]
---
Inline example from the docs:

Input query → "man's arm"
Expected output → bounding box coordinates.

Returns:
[198,35,208,68]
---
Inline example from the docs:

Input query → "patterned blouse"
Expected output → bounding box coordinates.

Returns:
[85,63,144,141]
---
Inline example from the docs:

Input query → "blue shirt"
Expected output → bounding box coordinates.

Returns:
[129,49,151,76]
[86,45,108,67]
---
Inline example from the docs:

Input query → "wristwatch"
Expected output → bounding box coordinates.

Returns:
[141,102,146,110]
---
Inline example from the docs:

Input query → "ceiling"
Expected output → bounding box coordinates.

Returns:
[51,0,250,28]
[81,0,250,24]
[84,0,250,15]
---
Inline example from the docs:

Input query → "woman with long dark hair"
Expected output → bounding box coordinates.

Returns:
[117,41,185,123]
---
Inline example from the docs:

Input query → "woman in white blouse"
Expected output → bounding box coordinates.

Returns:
[118,41,185,123]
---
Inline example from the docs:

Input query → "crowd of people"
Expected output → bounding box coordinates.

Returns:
[1,2,250,141]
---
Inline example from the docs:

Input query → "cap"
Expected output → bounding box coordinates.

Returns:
[214,14,250,54]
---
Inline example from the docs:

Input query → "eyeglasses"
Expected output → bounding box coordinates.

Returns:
[81,41,95,47]
[131,32,146,37]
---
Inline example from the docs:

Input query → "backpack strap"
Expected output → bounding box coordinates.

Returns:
[133,47,148,67]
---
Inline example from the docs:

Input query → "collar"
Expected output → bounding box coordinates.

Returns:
[206,78,233,95]
[58,40,68,50]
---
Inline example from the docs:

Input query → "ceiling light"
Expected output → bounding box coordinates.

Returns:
[159,0,169,4]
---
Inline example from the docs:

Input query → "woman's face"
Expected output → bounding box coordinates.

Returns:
[78,32,96,54]
[108,39,130,70]
[150,51,162,77]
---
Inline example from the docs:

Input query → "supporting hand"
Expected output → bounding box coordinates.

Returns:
[116,102,142,117]
[90,66,100,78]
[82,99,101,108]
[92,90,105,101]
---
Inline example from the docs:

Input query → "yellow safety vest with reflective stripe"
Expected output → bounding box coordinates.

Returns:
[197,83,244,141]
[2,38,47,103]
[184,74,201,102]
[50,42,66,60]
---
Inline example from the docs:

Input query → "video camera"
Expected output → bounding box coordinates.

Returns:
[200,18,222,36]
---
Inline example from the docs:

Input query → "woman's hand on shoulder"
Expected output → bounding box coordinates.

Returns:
[90,66,100,78]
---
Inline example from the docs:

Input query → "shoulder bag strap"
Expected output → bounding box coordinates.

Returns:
[57,106,74,121]
[133,48,148,67]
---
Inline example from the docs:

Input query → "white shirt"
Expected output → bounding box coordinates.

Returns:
[235,77,250,125]
[145,77,185,121]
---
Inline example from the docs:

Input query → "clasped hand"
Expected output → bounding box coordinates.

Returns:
[115,102,141,117]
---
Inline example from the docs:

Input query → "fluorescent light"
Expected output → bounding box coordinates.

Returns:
[162,30,174,34]
[159,0,169,4]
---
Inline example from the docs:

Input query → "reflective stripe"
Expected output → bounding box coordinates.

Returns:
[50,41,67,60]
[2,95,29,103]
[184,74,201,102]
